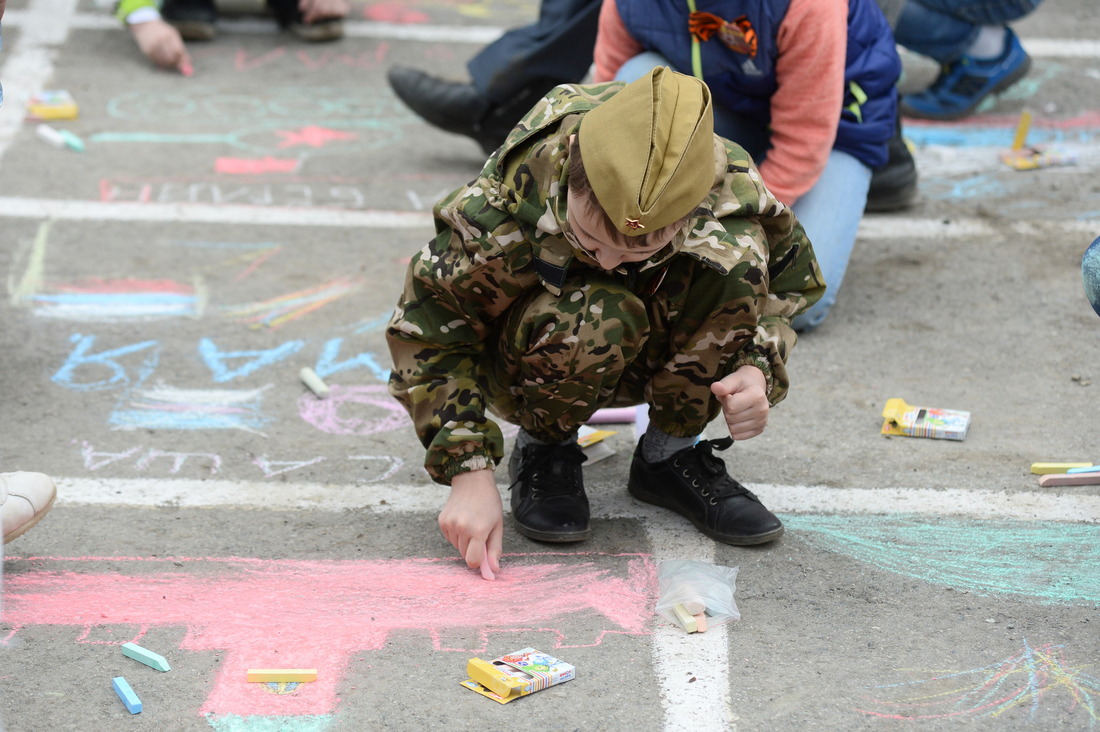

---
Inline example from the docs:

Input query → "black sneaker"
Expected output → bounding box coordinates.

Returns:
[161,0,217,41]
[628,437,783,545]
[866,132,918,212]
[866,96,918,213]
[508,441,590,543]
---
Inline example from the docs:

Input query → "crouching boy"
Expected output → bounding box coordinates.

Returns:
[387,67,823,576]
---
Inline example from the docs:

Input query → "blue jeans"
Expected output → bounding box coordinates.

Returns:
[616,54,872,332]
[894,0,1044,62]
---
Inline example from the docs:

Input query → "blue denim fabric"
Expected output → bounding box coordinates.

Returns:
[894,0,1044,62]
[1083,236,1100,317]
[616,53,872,332]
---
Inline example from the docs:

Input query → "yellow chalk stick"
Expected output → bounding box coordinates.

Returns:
[1030,462,1093,475]
[247,669,318,683]
[1011,110,1032,151]
[298,367,330,398]
[671,603,697,633]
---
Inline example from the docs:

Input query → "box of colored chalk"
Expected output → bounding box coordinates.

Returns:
[26,90,79,121]
[460,648,574,704]
[881,398,970,441]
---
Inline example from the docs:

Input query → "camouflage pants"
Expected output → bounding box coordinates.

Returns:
[481,265,736,442]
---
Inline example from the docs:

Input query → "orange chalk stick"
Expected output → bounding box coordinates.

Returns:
[247,669,318,682]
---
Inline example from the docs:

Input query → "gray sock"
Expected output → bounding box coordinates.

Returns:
[642,425,698,463]
[516,428,577,452]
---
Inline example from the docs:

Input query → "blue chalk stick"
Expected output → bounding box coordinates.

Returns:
[121,641,171,671]
[1067,466,1100,474]
[112,676,142,714]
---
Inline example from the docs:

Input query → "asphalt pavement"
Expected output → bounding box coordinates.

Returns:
[0,1,1098,730]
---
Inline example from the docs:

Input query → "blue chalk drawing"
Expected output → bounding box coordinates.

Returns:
[783,513,1100,605]
[52,334,160,391]
[314,338,389,381]
[199,338,304,382]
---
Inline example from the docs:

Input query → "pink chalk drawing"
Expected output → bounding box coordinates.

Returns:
[298,384,410,436]
[216,157,301,175]
[275,126,358,149]
[2,554,655,720]
[361,2,430,23]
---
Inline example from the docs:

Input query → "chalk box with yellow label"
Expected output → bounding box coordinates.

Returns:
[881,398,970,441]
[460,647,575,704]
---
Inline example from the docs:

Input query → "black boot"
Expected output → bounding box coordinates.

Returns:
[387,66,544,155]
[388,66,490,138]
[628,437,783,545]
[161,0,217,41]
[508,441,590,543]
[865,104,918,213]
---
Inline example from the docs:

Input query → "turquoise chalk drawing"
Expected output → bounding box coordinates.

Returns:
[783,513,1100,605]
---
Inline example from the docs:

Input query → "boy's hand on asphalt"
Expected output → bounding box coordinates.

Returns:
[298,0,349,24]
[440,469,503,580]
[130,19,192,74]
[711,365,769,440]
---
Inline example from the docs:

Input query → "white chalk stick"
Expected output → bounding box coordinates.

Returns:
[298,367,330,398]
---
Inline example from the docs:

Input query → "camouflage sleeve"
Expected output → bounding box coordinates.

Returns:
[386,183,539,485]
[731,164,824,405]
[649,147,823,435]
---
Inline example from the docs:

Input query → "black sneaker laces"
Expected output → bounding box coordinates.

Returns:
[509,442,588,496]
[671,437,755,503]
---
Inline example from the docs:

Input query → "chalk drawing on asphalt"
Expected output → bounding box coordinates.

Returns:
[784,514,1100,606]
[1,553,655,725]
[857,640,1099,724]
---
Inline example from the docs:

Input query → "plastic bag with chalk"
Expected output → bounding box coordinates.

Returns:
[655,560,740,632]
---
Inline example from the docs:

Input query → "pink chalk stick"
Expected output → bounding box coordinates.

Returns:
[1039,472,1100,487]
[587,407,637,424]
[480,562,496,581]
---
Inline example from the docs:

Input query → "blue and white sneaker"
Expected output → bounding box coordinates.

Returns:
[902,28,1031,120]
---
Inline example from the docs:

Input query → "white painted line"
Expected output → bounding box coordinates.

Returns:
[1023,38,1100,58]
[645,526,735,732]
[0,0,80,158]
[54,477,1100,523]
[0,197,434,228]
[759,483,1100,524]
[2,12,507,44]
[4,12,1100,56]
[2,197,1096,241]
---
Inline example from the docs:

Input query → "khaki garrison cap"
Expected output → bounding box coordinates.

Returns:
[579,66,715,236]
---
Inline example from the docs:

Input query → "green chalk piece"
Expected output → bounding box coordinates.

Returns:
[122,642,171,672]
[112,676,142,714]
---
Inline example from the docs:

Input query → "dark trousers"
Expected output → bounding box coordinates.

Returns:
[467,0,602,104]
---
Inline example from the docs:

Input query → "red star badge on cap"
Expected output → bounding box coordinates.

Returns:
[625,218,645,230]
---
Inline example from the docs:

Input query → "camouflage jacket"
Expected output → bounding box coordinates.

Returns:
[387,81,824,484]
